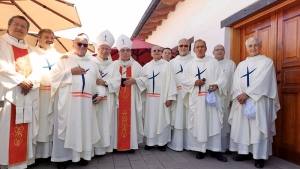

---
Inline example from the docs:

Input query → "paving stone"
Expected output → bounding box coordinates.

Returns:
[25,143,300,169]
[168,153,188,163]
[130,161,148,169]
[97,162,115,169]
[128,152,143,161]
[177,162,197,169]
[114,159,131,167]
[148,164,166,169]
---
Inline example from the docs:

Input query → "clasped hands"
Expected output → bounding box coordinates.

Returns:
[194,79,218,91]
[18,79,33,95]
[123,78,136,86]
[236,93,249,104]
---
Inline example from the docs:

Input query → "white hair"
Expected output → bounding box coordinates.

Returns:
[178,38,190,45]
[245,37,262,46]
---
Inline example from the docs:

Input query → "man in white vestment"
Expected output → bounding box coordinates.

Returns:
[49,35,105,169]
[182,39,228,162]
[92,30,121,155]
[143,45,177,151]
[213,44,236,153]
[113,34,147,153]
[162,48,172,62]
[28,29,62,165]
[229,37,280,168]
[0,15,39,169]
[167,38,193,151]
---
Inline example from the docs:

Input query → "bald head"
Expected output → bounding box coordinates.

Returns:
[212,44,225,61]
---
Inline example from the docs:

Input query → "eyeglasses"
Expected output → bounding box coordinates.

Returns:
[10,22,27,29]
[120,49,131,53]
[214,49,224,52]
[179,45,189,48]
[152,49,161,52]
[77,42,88,48]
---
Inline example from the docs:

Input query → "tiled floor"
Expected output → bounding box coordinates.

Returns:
[30,143,300,169]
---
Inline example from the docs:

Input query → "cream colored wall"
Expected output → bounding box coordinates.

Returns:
[146,0,258,59]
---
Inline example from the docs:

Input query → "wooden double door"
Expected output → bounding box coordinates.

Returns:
[235,3,300,165]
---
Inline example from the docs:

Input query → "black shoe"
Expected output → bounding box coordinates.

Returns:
[158,146,166,152]
[95,154,104,157]
[211,152,228,162]
[144,145,153,150]
[233,154,253,161]
[224,150,233,155]
[113,149,118,152]
[57,162,68,169]
[128,149,135,154]
[28,158,42,167]
[255,159,264,168]
[77,159,88,166]
[196,152,205,159]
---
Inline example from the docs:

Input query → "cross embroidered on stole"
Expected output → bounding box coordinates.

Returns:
[9,46,30,165]
[117,66,132,150]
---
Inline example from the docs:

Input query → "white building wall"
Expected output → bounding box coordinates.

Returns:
[146,0,258,58]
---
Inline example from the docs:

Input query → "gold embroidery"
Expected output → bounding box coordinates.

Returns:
[14,124,24,146]
[121,110,128,138]
[122,86,130,99]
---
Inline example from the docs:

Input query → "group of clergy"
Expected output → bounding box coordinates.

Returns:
[0,15,280,169]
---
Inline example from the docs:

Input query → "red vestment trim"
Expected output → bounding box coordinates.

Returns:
[9,46,29,165]
[117,66,132,150]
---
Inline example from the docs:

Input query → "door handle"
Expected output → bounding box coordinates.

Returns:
[276,70,281,74]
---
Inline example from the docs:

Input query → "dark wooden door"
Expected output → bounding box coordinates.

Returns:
[239,5,300,165]
[276,5,300,165]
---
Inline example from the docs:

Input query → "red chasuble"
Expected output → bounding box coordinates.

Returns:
[117,66,132,150]
[8,46,31,165]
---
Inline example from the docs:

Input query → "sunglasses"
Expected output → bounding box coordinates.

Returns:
[120,49,131,53]
[153,49,162,52]
[179,45,189,48]
[77,42,88,48]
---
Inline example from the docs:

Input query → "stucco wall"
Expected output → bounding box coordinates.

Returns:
[146,0,258,58]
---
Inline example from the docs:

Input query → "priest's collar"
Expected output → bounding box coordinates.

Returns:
[151,58,165,65]
[193,55,211,62]
[69,52,91,61]
[246,54,266,61]
[8,33,25,44]
[35,45,56,54]
[176,54,193,60]
[153,58,162,62]
[94,55,112,66]
[119,57,134,67]
[219,58,229,64]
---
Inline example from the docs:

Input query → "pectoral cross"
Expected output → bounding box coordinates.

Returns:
[195,67,206,92]
[148,71,160,95]
[175,64,183,74]
[240,66,256,87]
[42,58,54,71]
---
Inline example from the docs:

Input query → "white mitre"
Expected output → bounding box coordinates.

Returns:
[96,30,115,47]
[116,34,132,50]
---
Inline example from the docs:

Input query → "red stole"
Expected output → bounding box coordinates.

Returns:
[9,46,30,165]
[117,66,132,150]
